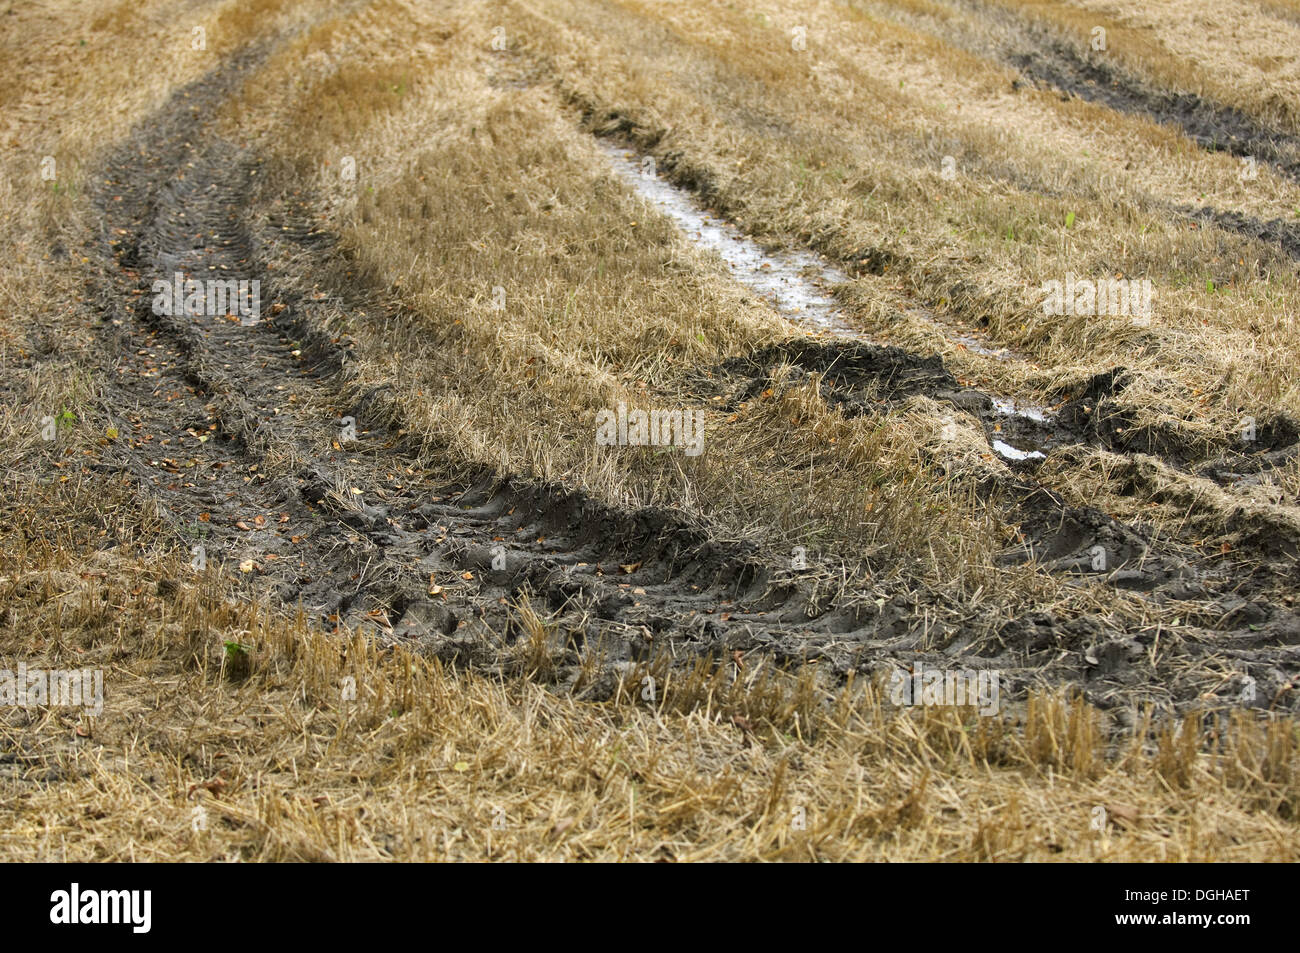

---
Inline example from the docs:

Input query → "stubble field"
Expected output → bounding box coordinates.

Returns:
[1,0,1298,861]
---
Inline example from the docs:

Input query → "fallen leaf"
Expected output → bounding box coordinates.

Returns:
[1105,802,1140,828]
[188,777,227,798]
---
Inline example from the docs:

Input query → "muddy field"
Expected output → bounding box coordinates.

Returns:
[3,0,1300,861]
[77,18,1299,719]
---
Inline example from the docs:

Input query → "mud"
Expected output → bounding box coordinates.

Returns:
[892,1,1300,267]
[592,134,1300,715]
[1179,206,1300,264]
[985,9,1300,184]
[57,43,1300,726]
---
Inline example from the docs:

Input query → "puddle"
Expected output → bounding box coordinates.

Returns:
[600,138,1061,466]
[955,333,1014,360]
[992,440,1047,462]
[991,396,1050,424]
[989,397,1057,461]
[601,140,1036,366]
[600,142,856,335]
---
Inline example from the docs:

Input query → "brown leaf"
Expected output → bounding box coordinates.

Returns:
[1106,802,1140,828]
[188,777,227,798]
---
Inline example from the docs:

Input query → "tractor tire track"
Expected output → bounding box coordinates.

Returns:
[75,46,1300,720]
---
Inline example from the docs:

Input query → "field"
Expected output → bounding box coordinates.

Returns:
[1,0,1298,861]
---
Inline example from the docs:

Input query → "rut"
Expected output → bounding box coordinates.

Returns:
[75,46,1300,720]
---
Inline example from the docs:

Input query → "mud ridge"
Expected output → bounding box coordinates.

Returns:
[1179,206,1300,264]
[940,0,1300,183]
